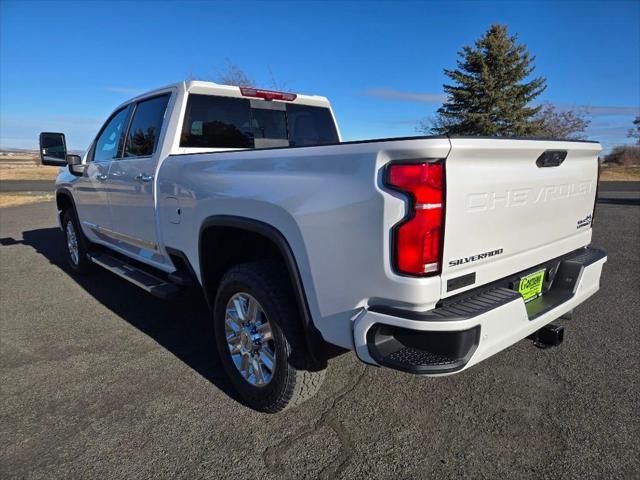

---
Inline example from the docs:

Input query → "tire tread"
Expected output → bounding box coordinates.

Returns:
[214,260,325,412]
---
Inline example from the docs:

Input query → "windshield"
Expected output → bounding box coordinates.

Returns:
[180,94,339,149]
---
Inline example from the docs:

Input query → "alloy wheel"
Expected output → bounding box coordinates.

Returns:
[224,293,276,387]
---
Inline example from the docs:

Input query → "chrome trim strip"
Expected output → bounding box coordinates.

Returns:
[100,227,158,251]
[83,221,157,251]
[82,220,98,229]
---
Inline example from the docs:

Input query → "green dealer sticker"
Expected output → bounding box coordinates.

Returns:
[518,269,546,302]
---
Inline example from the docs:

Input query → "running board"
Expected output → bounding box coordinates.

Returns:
[87,253,179,299]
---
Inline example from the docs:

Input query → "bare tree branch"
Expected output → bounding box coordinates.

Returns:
[267,66,290,92]
[534,103,591,140]
[217,59,254,87]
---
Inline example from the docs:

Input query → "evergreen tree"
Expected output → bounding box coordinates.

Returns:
[431,24,547,136]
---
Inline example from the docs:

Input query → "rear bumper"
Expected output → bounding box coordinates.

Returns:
[353,247,607,375]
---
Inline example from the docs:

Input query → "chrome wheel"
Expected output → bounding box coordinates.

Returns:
[225,293,276,387]
[66,220,79,266]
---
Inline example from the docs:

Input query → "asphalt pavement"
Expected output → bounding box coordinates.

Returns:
[598,181,640,192]
[0,199,638,479]
[0,180,55,193]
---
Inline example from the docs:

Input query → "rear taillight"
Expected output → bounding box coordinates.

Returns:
[386,162,445,276]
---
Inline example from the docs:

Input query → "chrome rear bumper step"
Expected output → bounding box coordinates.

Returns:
[88,253,179,299]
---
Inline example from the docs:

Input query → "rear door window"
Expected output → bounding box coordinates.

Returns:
[124,94,170,157]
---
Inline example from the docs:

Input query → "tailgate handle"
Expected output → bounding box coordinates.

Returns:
[536,150,567,168]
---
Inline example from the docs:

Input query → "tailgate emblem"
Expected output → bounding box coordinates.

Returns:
[466,181,593,213]
[576,214,592,229]
[449,248,503,267]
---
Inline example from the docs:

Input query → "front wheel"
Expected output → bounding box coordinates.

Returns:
[62,209,93,274]
[213,261,326,412]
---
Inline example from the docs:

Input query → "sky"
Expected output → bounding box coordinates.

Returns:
[1,0,638,153]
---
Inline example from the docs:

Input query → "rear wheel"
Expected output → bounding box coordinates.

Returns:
[213,261,326,412]
[62,209,93,274]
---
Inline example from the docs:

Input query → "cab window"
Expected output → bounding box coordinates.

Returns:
[179,93,339,149]
[92,106,131,162]
[180,95,253,148]
[124,95,170,157]
[286,103,339,147]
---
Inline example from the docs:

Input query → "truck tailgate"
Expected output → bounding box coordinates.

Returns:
[441,138,601,298]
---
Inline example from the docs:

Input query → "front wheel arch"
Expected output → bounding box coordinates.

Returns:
[55,188,80,230]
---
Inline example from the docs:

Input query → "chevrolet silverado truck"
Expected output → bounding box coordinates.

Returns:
[40,81,607,412]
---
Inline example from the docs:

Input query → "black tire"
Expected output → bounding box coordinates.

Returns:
[61,209,94,274]
[213,261,326,413]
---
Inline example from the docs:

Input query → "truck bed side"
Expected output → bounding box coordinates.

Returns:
[158,138,451,348]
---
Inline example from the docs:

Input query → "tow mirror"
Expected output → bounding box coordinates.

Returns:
[39,132,68,166]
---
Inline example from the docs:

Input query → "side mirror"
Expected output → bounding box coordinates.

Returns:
[39,132,67,166]
[66,154,85,176]
[66,154,82,165]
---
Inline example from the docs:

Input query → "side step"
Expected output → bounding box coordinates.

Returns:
[88,252,180,299]
[167,271,193,287]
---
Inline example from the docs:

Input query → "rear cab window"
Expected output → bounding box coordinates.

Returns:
[180,94,339,149]
[180,95,253,148]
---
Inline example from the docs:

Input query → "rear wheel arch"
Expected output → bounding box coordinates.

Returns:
[198,215,326,367]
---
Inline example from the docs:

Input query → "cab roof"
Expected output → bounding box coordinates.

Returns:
[121,80,332,109]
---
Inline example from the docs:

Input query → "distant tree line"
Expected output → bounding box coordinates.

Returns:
[602,115,640,165]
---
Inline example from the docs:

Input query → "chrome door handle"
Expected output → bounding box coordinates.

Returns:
[135,173,153,183]
[96,174,108,181]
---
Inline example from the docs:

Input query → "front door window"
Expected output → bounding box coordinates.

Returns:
[93,107,131,162]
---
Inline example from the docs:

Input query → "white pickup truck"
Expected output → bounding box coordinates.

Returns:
[40,81,607,412]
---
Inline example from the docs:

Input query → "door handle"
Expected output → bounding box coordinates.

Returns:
[96,174,108,181]
[135,173,153,183]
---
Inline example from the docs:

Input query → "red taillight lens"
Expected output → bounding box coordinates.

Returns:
[239,87,297,101]
[386,162,444,276]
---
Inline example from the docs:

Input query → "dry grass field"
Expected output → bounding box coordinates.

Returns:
[0,165,59,181]
[0,193,55,207]
[0,155,58,207]
[599,165,640,181]
[0,154,59,181]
